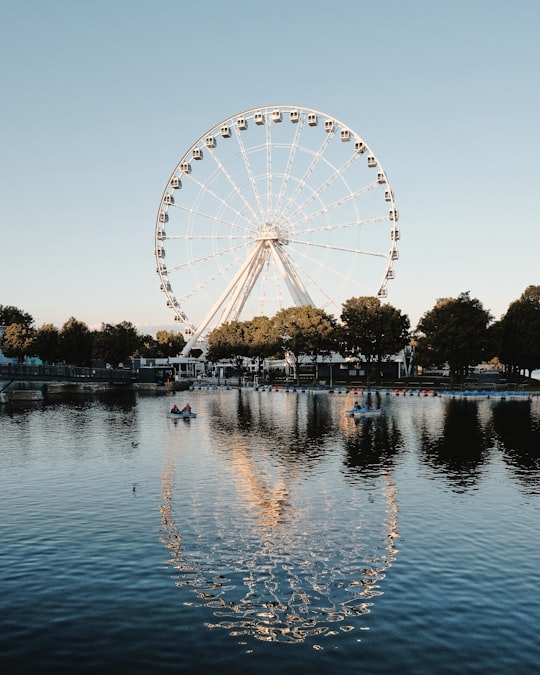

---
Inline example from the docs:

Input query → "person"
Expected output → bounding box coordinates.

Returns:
[171,404,180,414]
[353,400,361,410]
[181,403,192,413]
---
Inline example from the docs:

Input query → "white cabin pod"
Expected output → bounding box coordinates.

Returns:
[157,228,166,240]
[340,129,351,142]
[290,110,300,123]
[220,126,231,137]
[384,189,392,202]
[324,119,334,133]
[377,172,386,184]
[237,117,247,130]
[170,176,182,189]
[389,208,399,221]
[180,162,191,173]
[163,193,174,205]
[254,112,265,125]
[367,156,377,168]
[192,148,203,160]
[205,135,216,148]
[271,109,282,122]
[391,249,399,260]
[174,315,183,322]
[156,264,167,274]
[158,211,168,223]
[156,248,166,258]
[166,299,176,308]
[160,281,171,292]
[307,113,318,126]
[354,140,365,154]
[377,287,388,298]
[391,229,400,240]
[386,269,395,279]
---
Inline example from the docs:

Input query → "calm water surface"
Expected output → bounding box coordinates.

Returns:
[1,389,539,674]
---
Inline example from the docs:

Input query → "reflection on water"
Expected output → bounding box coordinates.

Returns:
[2,388,540,671]
[160,391,399,644]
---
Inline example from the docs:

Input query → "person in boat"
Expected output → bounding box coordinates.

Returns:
[171,404,180,414]
[181,403,192,413]
[353,400,362,411]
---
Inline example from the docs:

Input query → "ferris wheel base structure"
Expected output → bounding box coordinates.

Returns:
[154,105,400,357]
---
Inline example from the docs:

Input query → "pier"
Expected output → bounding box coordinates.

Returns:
[0,363,137,387]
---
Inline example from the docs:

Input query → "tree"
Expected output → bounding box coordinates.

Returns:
[340,296,410,382]
[59,317,93,366]
[134,333,158,358]
[244,316,281,379]
[1,323,35,363]
[155,330,186,358]
[33,323,60,364]
[414,292,492,383]
[206,321,249,378]
[0,305,34,328]
[93,321,141,367]
[497,285,540,378]
[273,306,338,385]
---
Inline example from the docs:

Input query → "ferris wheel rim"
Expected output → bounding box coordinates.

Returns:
[154,104,400,355]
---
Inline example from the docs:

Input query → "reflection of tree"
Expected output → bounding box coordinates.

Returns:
[158,391,400,644]
[492,401,540,485]
[420,399,488,491]
[343,416,403,474]
[210,390,337,465]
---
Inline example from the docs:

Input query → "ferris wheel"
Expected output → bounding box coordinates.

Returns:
[155,105,400,356]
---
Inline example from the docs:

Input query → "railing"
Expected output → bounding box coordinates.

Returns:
[0,363,138,383]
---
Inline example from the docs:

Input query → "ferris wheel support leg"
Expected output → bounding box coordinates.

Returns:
[269,243,313,307]
[181,242,267,356]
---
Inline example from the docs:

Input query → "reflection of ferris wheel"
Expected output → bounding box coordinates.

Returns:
[155,105,400,355]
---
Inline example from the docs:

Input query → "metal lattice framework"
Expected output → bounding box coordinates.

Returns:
[154,105,400,355]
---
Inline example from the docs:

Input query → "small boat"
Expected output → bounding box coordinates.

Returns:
[345,406,382,417]
[168,410,197,419]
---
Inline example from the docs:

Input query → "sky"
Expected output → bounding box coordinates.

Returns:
[1,0,539,336]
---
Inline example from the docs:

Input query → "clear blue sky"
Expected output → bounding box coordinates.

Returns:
[1,0,538,335]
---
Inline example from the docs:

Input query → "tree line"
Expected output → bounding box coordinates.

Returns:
[1,284,539,383]
[0,311,186,367]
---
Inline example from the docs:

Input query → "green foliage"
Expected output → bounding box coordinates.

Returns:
[1,323,35,363]
[93,321,141,367]
[414,292,492,382]
[0,305,34,328]
[155,330,186,358]
[33,323,60,364]
[497,285,540,376]
[273,306,338,384]
[206,321,249,373]
[340,297,410,381]
[59,317,93,367]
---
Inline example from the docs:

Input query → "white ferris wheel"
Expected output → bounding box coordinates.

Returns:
[155,105,400,356]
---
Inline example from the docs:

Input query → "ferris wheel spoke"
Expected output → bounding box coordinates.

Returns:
[289,182,380,234]
[172,198,254,236]
[289,215,389,239]
[288,237,388,259]
[165,240,254,273]
[233,129,267,223]
[282,152,365,224]
[171,179,258,234]
[289,245,377,299]
[175,249,253,304]
[273,117,304,220]
[283,124,336,215]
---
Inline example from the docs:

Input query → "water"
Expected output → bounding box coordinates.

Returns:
[1,389,539,674]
